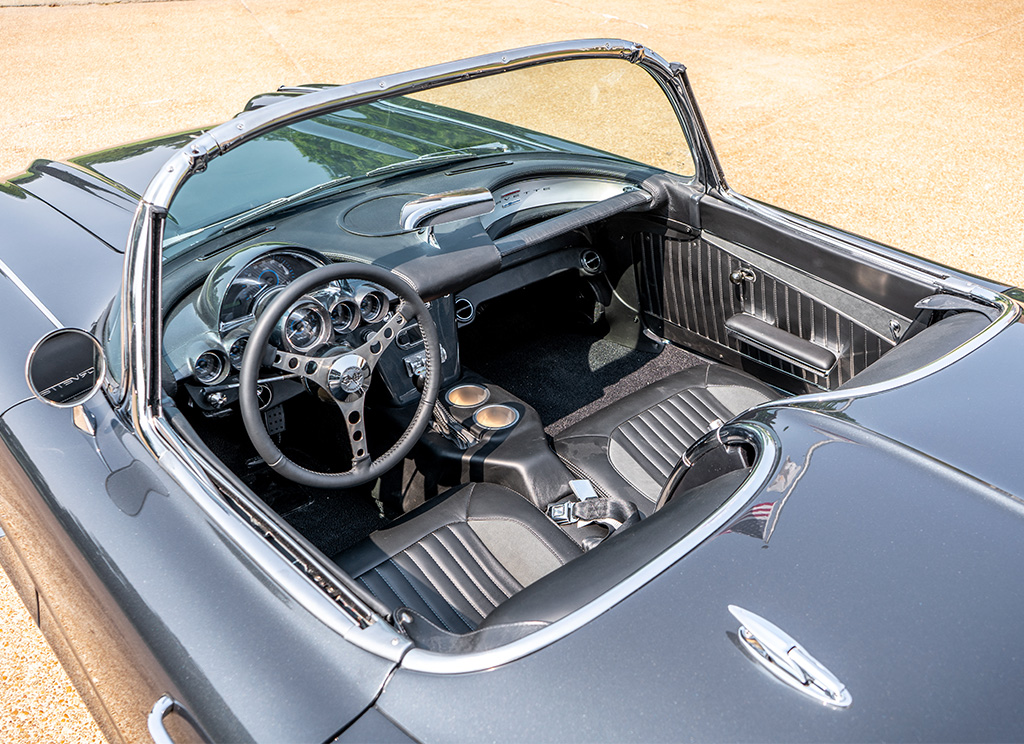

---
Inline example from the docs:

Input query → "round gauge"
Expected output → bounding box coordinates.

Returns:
[227,335,249,367]
[358,290,388,323]
[193,350,228,385]
[219,251,322,327]
[283,301,330,352]
[331,299,360,333]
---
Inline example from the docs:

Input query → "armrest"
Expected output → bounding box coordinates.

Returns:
[725,314,837,376]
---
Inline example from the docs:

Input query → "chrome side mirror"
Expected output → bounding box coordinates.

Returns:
[26,328,106,407]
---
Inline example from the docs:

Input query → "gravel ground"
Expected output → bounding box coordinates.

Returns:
[2,1,1023,741]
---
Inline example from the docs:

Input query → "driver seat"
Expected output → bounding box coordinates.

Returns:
[334,482,583,635]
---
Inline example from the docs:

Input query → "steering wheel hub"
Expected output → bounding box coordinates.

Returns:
[329,354,371,397]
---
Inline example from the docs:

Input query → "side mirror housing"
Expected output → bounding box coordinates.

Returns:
[26,328,106,407]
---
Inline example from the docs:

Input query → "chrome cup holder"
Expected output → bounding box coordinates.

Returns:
[445,383,490,409]
[473,403,520,431]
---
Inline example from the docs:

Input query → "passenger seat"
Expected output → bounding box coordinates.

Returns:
[552,365,776,515]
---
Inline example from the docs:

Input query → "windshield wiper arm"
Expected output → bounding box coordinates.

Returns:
[365,142,511,177]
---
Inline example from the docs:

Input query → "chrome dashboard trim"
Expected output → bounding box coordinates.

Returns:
[400,421,779,674]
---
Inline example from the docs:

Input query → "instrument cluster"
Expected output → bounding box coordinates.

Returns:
[189,249,396,387]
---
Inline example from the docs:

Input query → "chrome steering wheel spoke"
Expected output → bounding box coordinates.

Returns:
[335,394,371,468]
[352,304,408,368]
[239,263,440,489]
[268,348,334,388]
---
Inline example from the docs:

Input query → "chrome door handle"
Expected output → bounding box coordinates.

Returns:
[148,694,214,744]
[729,605,852,708]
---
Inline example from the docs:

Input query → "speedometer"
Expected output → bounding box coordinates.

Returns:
[219,251,322,327]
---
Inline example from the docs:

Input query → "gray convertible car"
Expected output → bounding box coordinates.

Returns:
[1,39,1022,742]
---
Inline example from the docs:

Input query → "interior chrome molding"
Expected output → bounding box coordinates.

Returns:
[399,421,780,674]
[755,289,1019,411]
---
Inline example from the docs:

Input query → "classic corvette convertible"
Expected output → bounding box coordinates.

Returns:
[1,38,1023,742]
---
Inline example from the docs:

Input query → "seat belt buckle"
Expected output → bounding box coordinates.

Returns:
[569,479,599,501]
[547,501,577,525]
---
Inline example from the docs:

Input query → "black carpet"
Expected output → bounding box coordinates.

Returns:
[459,305,706,436]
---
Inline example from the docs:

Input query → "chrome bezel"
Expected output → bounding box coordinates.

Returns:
[281,299,332,353]
[329,297,360,333]
[355,288,388,324]
[473,403,520,430]
[445,383,490,408]
[192,349,229,386]
[25,327,106,408]
[224,331,250,369]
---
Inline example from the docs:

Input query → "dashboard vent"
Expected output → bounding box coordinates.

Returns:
[454,296,476,325]
[579,249,603,275]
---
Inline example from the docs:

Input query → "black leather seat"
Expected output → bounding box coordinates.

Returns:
[334,482,582,635]
[553,364,776,514]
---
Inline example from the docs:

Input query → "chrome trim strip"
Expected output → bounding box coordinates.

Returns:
[753,289,1019,410]
[400,421,780,674]
[139,40,666,210]
[720,191,949,289]
[0,254,62,328]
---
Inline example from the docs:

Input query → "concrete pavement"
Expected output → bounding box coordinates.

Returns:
[2,1,1023,741]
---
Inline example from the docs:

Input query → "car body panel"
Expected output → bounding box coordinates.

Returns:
[0,38,1021,742]
[0,396,396,742]
[815,313,1024,497]
[0,181,123,330]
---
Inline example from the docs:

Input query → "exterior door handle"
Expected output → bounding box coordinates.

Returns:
[148,694,214,744]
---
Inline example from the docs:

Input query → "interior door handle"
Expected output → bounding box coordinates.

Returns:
[148,694,214,744]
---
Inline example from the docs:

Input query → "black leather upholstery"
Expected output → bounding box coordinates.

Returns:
[334,482,582,633]
[553,364,776,513]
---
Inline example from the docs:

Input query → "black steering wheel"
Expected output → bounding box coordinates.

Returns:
[239,262,441,488]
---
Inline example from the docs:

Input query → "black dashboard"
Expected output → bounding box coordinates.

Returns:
[161,154,661,416]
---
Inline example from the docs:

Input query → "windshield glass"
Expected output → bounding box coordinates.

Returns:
[163,57,694,259]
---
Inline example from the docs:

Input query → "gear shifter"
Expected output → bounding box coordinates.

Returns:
[414,374,478,450]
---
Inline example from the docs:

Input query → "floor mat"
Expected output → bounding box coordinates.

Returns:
[461,329,706,437]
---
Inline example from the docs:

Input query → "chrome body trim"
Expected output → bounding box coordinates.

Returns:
[729,605,852,708]
[0,253,62,328]
[148,694,215,744]
[138,40,676,210]
[400,421,779,674]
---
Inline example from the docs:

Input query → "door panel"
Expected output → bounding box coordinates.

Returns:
[634,198,931,392]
